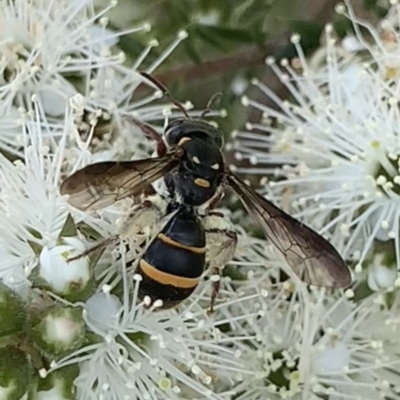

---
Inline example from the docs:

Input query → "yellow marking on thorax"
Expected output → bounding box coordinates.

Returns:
[139,259,200,289]
[178,137,191,146]
[194,178,210,188]
[158,233,206,254]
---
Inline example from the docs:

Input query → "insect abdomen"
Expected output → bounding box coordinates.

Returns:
[137,209,206,308]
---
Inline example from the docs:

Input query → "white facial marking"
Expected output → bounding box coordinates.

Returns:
[193,156,200,164]
[211,163,220,170]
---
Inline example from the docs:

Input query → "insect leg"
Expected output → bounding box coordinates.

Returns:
[124,115,167,156]
[204,187,224,213]
[202,212,238,313]
[208,269,221,314]
[119,194,168,242]
[67,236,118,262]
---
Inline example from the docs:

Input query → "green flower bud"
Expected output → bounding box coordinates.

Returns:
[0,346,31,400]
[37,366,79,400]
[31,306,85,359]
[0,282,28,338]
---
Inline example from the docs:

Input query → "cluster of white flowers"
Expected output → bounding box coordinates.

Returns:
[231,0,400,398]
[3,0,400,399]
[237,2,400,285]
[0,1,243,399]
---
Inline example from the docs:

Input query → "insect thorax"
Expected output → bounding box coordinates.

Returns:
[164,136,224,207]
[165,119,224,149]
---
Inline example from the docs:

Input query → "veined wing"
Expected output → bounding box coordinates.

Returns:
[60,152,179,211]
[226,172,351,288]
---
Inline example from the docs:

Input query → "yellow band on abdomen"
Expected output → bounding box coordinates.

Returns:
[157,233,206,254]
[139,259,200,289]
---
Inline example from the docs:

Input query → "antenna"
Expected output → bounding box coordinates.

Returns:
[200,92,222,119]
[140,72,189,119]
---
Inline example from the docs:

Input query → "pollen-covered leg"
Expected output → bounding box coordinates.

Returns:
[69,195,168,263]
[202,212,238,271]
[201,212,237,312]
[119,194,168,246]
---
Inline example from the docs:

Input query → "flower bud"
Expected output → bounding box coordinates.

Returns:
[313,341,350,374]
[0,282,28,338]
[367,254,397,291]
[0,346,31,400]
[37,365,79,400]
[39,237,94,302]
[31,306,85,359]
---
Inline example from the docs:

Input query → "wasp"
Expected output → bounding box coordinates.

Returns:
[60,72,351,310]
[122,195,236,309]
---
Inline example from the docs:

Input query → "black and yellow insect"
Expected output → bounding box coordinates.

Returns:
[137,204,206,308]
[60,72,352,311]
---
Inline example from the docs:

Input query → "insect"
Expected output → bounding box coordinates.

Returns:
[132,199,236,309]
[60,72,351,309]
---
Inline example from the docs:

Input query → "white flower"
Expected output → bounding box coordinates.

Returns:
[339,1,400,79]
[0,103,115,291]
[235,8,400,270]
[0,0,266,396]
[0,88,183,295]
[0,0,189,158]
[306,291,400,400]
[367,253,398,291]
[225,263,400,400]
[39,238,90,295]
[49,269,243,400]
[0,88,244,400]
[0,0,126,112]
[0,111,70,291]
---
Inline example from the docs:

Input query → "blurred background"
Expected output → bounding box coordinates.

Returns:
[95,0,390,138]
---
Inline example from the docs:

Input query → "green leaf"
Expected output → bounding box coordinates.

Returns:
[363,0,378,9]
[37,365,79,398]
[76,222,107,269]
[27,241,42,257]
[59,214,77,239]
[170,0,192,25]
[385,291,396,309]
[27,228,42,240]
[117,35,147,59]
[195,25,227,52]
[332,16,353,39]
[76,223,103,241]
[182,37,202,63]
[353,280,374,302]
[223,265,247,281]
[88,243,107,271]
[199,25,255,44]
[0,346,31,400]
[363,0,388,15]
[288,20,323,54]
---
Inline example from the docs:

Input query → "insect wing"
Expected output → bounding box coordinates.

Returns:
[60,153,178,211]
[226,173,351,288]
